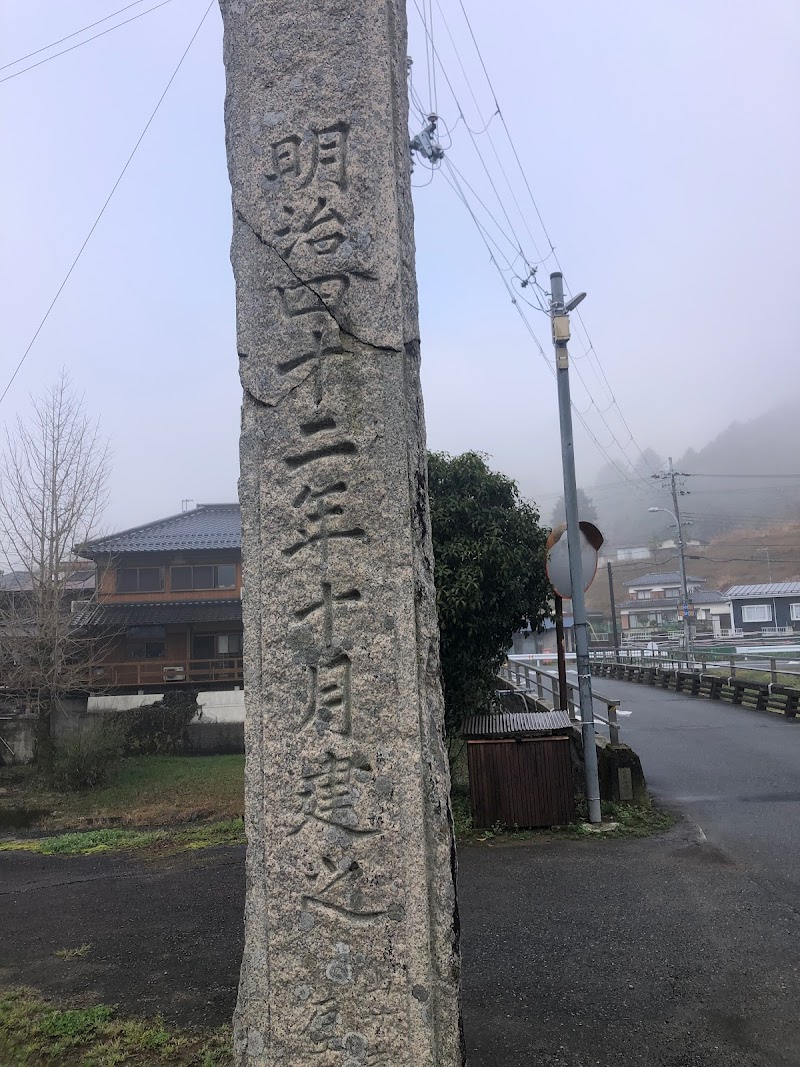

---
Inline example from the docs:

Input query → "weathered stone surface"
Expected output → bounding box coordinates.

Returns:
[218,1,463,1064]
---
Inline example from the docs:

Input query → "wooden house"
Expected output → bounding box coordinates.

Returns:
[76,504,243,690]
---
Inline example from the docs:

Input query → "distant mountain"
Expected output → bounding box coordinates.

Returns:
[585,398,800,547]
[675,397,800,538]
[677,397,799,478]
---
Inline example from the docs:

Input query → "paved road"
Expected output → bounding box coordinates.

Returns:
[591,675,800,908]
[3,826,800,1066]
[4,684,800,1064]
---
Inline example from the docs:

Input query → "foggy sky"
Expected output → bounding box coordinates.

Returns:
[2,0,798,534]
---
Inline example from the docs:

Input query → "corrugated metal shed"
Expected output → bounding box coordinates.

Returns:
[726,582,800,598]
[463,710,572,738]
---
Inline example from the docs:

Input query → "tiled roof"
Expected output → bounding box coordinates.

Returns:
[79,504,241,557]
[625,572,703,588]
[76,599,242,629]
[619,590,728,610]
[726,582,800,598]
[0,568,95,592]
[462,710,572,737]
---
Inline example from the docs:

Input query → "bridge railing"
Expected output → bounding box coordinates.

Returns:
[500,656,622,744]
[588,651,800,719]
[589,648,800,685]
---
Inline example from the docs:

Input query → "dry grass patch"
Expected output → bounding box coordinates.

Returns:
[0,987,231,1066]
[0,756,244,832]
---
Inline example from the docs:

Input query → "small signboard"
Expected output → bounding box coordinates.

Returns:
[545,521,604,600]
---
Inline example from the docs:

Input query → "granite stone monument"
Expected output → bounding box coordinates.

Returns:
[219,1,464,1063]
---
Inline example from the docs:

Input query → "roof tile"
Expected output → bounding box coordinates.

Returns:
[625,572,703,587]
[76,599,242,628]
[79,504,241,556]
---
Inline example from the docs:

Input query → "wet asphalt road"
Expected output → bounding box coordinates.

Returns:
[2,682,800,1064]
[592,675,800,909]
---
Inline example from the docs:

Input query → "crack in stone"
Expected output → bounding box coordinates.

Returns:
[235,208,417,356]
[242,368,316,409]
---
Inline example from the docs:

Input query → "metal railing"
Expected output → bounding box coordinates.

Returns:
[588,651,800,719]
[500,656,622,744]
[589,648,800,684]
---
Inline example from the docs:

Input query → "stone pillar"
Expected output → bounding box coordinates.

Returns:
[218,2,464,1065]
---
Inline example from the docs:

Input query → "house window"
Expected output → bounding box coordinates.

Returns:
[664,588,680,598]
[790,603,800,621]
[192,633,243,659]
[117,567,164,593]
[636,590,651,600]
[741,604,772,623]
[125,626,166,659]
[170,564,237,591]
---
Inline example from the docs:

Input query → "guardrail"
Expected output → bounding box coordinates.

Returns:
[591,648,800,684]
[500,657,622,744]
[588,653,800,719]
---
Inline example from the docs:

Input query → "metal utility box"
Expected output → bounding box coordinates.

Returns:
[463,711,575,828]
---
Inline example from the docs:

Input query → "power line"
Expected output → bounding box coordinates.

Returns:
[0,0,178,84]
[444,0,659,479]
[689,473,800,480]
[690,556,800,564]
[440,159,651,496]
[409,9,654,493]
[0,0,161,72]
[0,1,214,409]
[410,0,536,276]
[411,7,655,490]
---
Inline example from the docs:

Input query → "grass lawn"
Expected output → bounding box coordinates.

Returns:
[0,755,244,832]
[0,818,245,857]
[0,988,231,1066]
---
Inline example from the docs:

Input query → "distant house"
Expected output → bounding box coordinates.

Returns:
[0,565,95,604]
[619,572,732,637]
[598,544,652,566]
[76,504,243,691]
[726,582,800,635]
[659,537,709,550]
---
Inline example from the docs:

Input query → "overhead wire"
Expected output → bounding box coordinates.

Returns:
[410,0,536,281]
[447,0,659,478]
[0,0,160,71]
[410,2,655,492]
[441,158,650,496]
[0,0,178,84]
[0,0,214,409]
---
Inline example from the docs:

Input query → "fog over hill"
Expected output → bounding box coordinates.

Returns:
[581,397,800,550]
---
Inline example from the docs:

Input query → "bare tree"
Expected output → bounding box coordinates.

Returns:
[0,372,110,767]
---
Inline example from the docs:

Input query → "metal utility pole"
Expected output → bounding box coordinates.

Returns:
[607,561,620,656]
[550,272,602,824]
[554,594,569,711]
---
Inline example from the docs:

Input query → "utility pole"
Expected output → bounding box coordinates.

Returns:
[607,561,620,657]
[649,460,693,664]
[550,272,602,824]
[554,593,569,711]
[757,546,773,582]
[668,457,693,665]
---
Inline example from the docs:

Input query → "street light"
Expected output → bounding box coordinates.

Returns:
[647,506,692,663]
